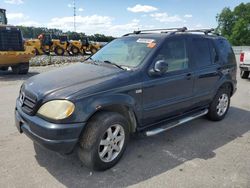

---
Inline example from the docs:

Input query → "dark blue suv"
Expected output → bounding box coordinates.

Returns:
[15,27,237,171]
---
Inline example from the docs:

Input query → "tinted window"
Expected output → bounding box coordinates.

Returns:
[0,12,5,24]
[155,38,188,73]
[209,41,219,64]
[215,39,235,64]
[192,38,211,67]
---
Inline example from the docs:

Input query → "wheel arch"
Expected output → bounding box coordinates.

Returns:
[91,104,138,133]
[216,81,234,97]
[79,94,139,133]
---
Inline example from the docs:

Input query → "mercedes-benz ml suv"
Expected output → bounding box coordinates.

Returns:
[15,27,237,171]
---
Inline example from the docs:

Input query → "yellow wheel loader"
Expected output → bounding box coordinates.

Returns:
[52,35,69,56]
[25,34,69,56]
[24,34,53,55]
[69,40,82,55]
[69,36,101,55]
[0,9,35,74]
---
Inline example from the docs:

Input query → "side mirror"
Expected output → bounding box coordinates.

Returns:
[149,60,168,76]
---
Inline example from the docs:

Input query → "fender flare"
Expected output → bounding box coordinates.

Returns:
[214,78,235,97]
[78,93,139,131]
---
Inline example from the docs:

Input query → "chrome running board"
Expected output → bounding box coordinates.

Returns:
[145,109,208,136]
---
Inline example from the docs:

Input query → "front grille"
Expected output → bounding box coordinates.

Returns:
[0,28,24,51]
[19,90,37,115]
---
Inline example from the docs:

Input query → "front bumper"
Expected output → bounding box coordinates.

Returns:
[239,64,250,71]
[15,103,85,154]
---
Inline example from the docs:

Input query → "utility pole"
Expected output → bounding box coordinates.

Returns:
[73,0,76,32]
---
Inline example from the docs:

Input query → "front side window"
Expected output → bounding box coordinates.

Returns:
[91,37,158,68]
[154,38,189,73]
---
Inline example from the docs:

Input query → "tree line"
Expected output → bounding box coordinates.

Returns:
[216,2,250,46]
[17,26,115,42]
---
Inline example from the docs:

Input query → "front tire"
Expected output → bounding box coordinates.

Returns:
[11,63,29,74]
[207,87,230,121]
[240,70,249,79]
[78,112,129,171]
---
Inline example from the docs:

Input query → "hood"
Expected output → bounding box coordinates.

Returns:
[23,63,121,100]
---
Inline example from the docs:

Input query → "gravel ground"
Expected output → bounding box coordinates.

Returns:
[29,55,88,66]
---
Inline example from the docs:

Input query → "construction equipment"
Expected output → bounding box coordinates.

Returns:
[0,8,7,24]
[25,34,52,55]
[51,35,69,55]
[69,36,101,55]
[25,33,101,56]
[0,8,35,74]
[25,34,69,56]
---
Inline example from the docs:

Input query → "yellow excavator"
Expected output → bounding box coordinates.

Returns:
[25,34,69,56]
[0,8,35,74]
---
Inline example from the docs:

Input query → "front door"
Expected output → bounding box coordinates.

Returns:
[142,36,194,126]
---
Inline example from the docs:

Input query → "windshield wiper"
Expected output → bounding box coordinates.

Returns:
[102,60,126,70]
[85,57,98,65]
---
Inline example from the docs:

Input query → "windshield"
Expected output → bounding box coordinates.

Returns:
[91,37,158,68]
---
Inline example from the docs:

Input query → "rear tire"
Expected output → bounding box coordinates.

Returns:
[11,63,29,74]
[207,87,230,121]
[54,47,65,56]
[240,70,249,79]
[78,112,129,171]
[91,47,97,54]
[71,46,80,55]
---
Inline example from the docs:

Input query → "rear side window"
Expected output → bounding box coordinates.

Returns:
[154,38,188,73]
[209,41,219,64]
[214,39,235,64]
[192,38,211,67]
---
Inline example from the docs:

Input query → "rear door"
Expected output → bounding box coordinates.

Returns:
[191,37,221,107]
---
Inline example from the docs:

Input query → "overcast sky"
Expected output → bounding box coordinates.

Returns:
[1,0,249,36]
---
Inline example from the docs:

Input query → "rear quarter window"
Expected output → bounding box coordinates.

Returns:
[214,39,235,64]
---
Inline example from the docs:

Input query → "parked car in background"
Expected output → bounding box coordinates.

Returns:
[15,27,237,171]
[239,50,250,79]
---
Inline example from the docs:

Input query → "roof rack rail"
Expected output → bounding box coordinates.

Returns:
[184,28,219,35]
[133,27,187,34]
[123,27,219,36]
[123,27,187,36]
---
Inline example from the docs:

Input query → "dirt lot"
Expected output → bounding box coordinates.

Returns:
[0,60,249,188]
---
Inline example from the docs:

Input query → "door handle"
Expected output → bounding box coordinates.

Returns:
[186,73,192,80]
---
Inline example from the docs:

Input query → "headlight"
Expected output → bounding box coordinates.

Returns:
[37,100,75,120]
